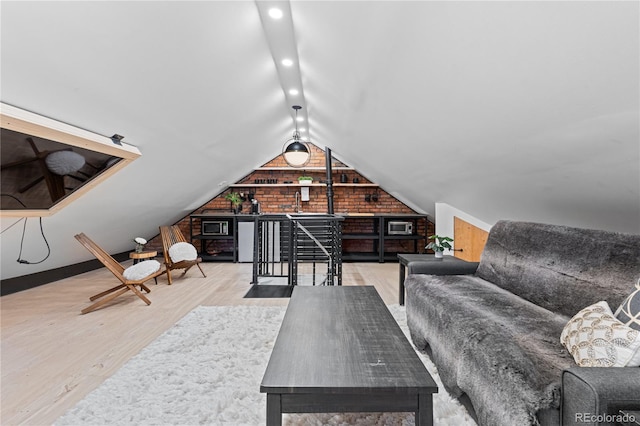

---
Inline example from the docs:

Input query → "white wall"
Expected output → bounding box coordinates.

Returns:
[434,202,493,255]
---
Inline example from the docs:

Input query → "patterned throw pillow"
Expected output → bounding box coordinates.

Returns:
[615,278,640,331]
[560,301,640,367]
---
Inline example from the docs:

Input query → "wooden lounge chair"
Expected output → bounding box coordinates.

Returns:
[74,233,165,314]
[159,225,206,285]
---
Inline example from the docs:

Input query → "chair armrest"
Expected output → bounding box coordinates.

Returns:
[407,260,479,275]
[562,367,640,426]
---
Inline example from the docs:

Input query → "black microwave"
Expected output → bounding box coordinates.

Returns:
[202,220,230,236]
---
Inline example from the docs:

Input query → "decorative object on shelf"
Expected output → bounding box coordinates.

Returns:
[298,175,313,185]
[282,105,310,167]
[133,236,147,253]
[251,198,261,214]
[224,191,243,213]
[426,235,453,258]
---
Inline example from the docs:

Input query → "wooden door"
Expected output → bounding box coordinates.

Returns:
[453,216,489,262]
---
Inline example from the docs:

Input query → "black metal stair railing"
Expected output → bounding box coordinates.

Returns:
[251,214,343,286]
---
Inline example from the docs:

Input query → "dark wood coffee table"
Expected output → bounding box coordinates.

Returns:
[260,286,438,426]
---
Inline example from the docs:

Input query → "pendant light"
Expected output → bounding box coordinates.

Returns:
[283,105,310,167]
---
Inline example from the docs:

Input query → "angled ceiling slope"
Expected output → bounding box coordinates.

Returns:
[290,1,640,234]
[1,1,638,284]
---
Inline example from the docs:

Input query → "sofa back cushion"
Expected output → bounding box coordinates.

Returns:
[476,220,640,317]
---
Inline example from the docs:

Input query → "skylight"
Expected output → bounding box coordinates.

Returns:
[0,103,141,217]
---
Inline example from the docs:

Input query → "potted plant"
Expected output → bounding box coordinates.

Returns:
[298,175,313,185]
[426,235,453,258]
[224,191,243,214]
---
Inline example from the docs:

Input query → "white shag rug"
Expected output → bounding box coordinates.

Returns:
[55,305,477,426]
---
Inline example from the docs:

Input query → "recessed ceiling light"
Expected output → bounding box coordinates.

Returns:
[298,127,306,132]
[296,116,304,122]
[281,58,294,67]
[268,8,283,19]
[289,89,299,96]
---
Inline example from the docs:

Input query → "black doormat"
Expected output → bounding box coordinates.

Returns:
[243,285,293,299]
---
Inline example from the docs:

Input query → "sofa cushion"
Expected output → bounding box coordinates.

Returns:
[123,260,161,281]
[475,220,640,317]
[405,273,574,426]
[561,301,640,367]
[168,242,197,263]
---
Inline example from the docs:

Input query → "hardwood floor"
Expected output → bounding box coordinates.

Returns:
[0,261,400,425]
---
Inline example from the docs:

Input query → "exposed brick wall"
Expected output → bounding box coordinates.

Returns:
[147,145,434,257]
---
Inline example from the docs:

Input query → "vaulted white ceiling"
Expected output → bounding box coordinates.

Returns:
[1,1,638,280]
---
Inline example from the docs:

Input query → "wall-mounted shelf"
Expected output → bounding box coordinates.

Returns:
[256,166,353,171]
[334,183,378,187]
[229,183,379,188]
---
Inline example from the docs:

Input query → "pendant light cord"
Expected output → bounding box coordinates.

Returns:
[293,105,301,138]
[1,194,52,264]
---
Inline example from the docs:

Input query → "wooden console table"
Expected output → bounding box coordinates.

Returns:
[260,286,437,425]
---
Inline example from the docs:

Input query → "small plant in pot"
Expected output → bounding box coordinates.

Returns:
[298,175,313,185]
[225,191,243,214]
[426,235,453,258]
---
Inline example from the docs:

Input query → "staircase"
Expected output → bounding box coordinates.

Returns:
[252,214,343,286]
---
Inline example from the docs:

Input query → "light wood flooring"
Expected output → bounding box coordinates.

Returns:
[0,261,400,425]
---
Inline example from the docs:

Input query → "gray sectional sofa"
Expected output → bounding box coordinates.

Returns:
[404,220,640,426]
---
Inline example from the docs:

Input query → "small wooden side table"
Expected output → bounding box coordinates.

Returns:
[129,250,157,265]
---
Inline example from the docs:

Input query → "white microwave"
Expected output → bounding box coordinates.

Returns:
[202,220,230,236]
[388,221,413,235]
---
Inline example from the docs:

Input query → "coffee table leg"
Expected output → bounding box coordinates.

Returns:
[416,393,433,426]
[399,262,406,305]
[266,394,282,426]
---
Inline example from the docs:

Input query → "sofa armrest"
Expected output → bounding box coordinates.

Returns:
[399,258,479,305]
[407,260,479,275]
[562,367,640,426]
